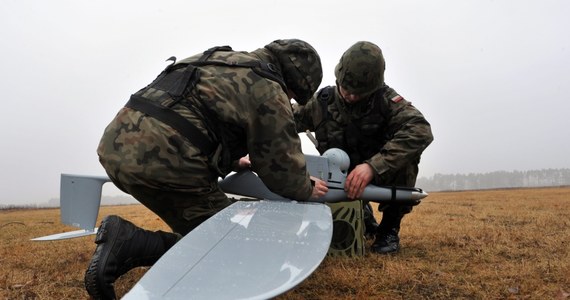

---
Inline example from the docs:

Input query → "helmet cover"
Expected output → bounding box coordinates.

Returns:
[335,41,385,96]
[265,39,323,104]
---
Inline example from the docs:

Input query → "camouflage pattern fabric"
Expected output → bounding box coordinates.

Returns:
[334,41,385,97]
[98,44,320,234]
[326,200,365,257]
[265,39,323,104]
[293,85,433,188]
[294,84,432,219]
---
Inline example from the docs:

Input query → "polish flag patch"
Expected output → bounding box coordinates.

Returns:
[391,95,404,103]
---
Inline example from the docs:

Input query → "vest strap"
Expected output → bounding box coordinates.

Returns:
[125,95,215,155]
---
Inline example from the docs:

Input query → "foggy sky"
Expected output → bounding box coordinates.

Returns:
[1,0,569,205]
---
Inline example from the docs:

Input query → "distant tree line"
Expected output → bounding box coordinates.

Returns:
[0,195,138,210]
[416,168,570,191]
[3,169,569,209]
[0,204,48,211]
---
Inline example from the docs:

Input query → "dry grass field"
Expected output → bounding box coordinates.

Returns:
[1,187,569,299]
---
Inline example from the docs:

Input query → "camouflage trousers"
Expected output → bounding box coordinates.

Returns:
[110,177,233,236]
[97,109,235,236]
[373,162,419,231]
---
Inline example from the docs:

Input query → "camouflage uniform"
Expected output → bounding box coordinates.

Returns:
[97,40,322,236]
[293,41,433,253]
[294,85,433,192]
[87,39,323,300]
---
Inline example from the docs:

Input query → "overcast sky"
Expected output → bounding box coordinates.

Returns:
[1,0,569,205]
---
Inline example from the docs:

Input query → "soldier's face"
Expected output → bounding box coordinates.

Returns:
[338,86,363,104]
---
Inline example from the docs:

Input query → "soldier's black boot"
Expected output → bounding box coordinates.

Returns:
[371,227,400,254]
[84,215,180,300]
[371,210,403,254]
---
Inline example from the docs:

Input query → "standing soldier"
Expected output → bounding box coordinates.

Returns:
[293,41,433,254]
[86,39,328,299]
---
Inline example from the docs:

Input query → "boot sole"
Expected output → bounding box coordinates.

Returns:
[85,215,121,300]
[370,244,400,254]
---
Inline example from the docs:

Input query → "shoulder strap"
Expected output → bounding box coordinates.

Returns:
[317,86,334,120]
[125,94,216,154]
[190,60,287,92]
[166,46,234,99]
[125,46,286,156]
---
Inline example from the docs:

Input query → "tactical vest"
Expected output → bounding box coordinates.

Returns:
[314,86,392,170]
[124,46,287,176]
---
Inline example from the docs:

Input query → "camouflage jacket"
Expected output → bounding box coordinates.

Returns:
[98,48,313,200]
[293,85,433,186]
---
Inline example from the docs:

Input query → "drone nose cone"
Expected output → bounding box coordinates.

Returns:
[411,190,429,201]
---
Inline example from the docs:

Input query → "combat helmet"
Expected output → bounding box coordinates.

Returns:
[335,41,385,96]
[265,39,323,104]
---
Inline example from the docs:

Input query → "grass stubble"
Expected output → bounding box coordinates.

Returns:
[0,187,568,299]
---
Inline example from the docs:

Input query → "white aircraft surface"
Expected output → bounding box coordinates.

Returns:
[32,148,428,299]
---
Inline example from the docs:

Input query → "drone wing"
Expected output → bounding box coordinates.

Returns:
[123,200,332,300]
